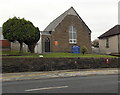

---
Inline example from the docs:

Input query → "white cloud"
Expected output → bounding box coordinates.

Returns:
[0,0,119,40]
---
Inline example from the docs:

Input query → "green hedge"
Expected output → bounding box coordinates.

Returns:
[2,57,119,73]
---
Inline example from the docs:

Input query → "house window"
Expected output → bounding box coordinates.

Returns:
[69,26,77,44]
[106,38,109,48]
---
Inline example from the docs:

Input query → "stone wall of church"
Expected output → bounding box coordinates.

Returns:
[50,15,92,53]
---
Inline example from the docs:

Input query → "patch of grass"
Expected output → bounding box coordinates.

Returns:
[2,55,39,58]
[43,53,117,58]
[1,51,117,58]
[1,51,39,58]
[1,51,29,55]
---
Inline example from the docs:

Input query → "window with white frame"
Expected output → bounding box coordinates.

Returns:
[69,26,77,44]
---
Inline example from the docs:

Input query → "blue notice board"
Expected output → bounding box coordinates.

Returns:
[72,46,80,54]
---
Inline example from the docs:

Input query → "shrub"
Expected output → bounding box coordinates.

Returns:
[81,46,88,55]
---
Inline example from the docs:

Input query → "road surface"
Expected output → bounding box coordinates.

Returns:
[2,74,119,93]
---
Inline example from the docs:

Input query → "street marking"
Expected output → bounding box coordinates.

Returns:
[25,86,68,92]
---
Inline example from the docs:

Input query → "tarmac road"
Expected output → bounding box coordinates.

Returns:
[2,74,119,93]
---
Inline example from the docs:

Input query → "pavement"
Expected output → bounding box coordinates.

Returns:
[1,68,118,82]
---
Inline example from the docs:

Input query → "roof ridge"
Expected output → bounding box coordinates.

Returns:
[98,25,120,39]
[44,7,92,33]
[44,7,78,31]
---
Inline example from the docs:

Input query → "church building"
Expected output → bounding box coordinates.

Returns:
[35,7,92,53]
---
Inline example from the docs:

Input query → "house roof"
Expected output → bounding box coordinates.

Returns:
[41,31,51,35]
[98,25,120,39]
[44,7,91,33]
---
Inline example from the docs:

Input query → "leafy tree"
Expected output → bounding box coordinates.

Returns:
[92,39,99,48]
[24,26,40,53]
[3,17,25,52]
[81,46,88,55]
[2,17,40,53]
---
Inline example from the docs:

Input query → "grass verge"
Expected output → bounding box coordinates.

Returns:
[42,53,117,58]
[1,51,118,58]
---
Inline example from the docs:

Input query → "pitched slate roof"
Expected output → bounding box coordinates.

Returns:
[98,25,120,39]
[44,7,91,33]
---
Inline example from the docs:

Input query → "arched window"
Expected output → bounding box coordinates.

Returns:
[69,26,77,44]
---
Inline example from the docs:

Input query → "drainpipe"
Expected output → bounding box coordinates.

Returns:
[118,2,120,53]
[118,35,120,54]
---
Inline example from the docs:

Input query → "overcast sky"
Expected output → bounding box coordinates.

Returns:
[0,0,119,40]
